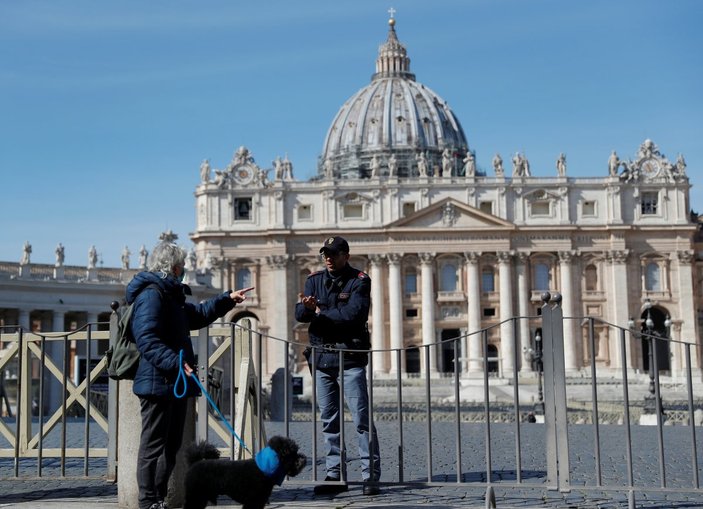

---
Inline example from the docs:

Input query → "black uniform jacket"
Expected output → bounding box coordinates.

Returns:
[294,263,371,370]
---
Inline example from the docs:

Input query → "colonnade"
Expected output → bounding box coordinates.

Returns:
[362,250,569,377]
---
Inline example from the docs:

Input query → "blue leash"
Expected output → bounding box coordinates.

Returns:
[175,349,250,454]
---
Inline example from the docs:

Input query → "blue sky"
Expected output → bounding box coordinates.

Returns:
[2,0,701,267]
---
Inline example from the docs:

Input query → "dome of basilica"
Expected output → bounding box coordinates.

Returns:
[319,17,470,179]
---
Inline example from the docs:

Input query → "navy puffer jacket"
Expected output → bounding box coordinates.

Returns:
[294,263,371,370]
[125,271,235,398]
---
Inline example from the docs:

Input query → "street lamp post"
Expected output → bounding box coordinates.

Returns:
[523,332,544,415]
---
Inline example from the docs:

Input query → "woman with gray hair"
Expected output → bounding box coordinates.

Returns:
[126,240,253,509]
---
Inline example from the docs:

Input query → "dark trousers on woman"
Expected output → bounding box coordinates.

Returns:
[137,395,188,509]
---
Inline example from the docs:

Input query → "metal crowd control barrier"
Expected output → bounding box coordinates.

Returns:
[2,294,703,508]
[0,324,111,478]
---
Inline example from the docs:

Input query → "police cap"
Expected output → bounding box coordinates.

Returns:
[319,236,349,255]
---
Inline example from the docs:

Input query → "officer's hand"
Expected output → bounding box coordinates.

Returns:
[301,295,318,311]
[230,286,255,303]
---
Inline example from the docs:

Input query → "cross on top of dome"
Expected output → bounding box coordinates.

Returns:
[374,9,414,81]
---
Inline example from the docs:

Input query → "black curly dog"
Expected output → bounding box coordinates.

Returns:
[183,436,307,509]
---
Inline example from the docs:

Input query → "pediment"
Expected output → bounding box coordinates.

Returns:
[388,197,515,230]
[333,190,375,204]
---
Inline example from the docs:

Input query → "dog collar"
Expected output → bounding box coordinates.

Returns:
[255,446,286,485]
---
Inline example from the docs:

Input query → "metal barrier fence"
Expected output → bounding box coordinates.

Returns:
[1,293,702,508]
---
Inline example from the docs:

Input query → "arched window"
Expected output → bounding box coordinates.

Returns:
[481,267,495,292]
[645,262,661,291]
[440,263,457,292]
[534,263,550,291]
[585,265,598,291]
[236,268,251,290]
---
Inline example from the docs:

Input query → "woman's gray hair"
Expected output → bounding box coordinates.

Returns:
[147,241,187,276]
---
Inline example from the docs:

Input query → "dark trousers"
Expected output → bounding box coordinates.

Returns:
[137,395,188,509]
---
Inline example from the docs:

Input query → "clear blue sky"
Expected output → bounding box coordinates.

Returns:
[2,0,701,268]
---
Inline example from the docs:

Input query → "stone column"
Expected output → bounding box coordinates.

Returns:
[464,252,482,374]
[558,251,578,372]
[419,253,437,375]
[387,254,403,375]
[515,252,533,373]
[497,251,515,376]
[674,250,699,369]
[46,311,66,410]
[607,250,631,370]
[18,309,30,330]
[368,255,387,375]
[265,255,291,377]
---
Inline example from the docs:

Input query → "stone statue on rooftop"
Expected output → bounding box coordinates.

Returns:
[608,150,620,177]
[387,154,397,177]
[233,146,252,166]
[462,151,476,177]
[512,152,530,177]
[441,148,453,177]
[121,246,131,270]
[556,153,567,177]
[370,154,380,177]
[274,156,284,180]
[20,241,32,265]
[416,151,428,176]
[88,245,98,269]
[676,154,687,175]
[200,159,211,183]
[493,153,504,177]
[282,154,293,180]
[55,243,65,267]
[139,245,148,269]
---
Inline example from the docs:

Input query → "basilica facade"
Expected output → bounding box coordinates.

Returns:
[191,17,699,379]
[1,18,700,382]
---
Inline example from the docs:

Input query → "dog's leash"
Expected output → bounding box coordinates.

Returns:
[175,349,251,454]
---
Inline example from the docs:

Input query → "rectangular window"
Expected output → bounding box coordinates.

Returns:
[483,308,496,317]
[405,309,418,318]
[405,272,417,294]
[479,201,493,214]
[234,198,252,221]
[481,270,495,292]
[531,201,550,216]
[343,204,364,219]
[298,204,312,221]
[641,192,658,215]
[582,200,596,216]
[402,202,416,217]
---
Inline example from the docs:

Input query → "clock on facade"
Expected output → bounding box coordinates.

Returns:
[640,158,661,179]
[233,164,255,185]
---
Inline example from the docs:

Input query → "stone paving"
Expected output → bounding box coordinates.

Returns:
[2,419,703,508]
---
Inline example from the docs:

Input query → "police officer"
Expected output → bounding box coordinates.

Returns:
[295,236,381,496]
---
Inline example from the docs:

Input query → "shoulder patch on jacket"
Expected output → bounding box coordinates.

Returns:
[358,272,368,279]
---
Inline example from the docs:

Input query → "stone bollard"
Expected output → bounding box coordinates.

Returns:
[118,380,196,508]
[269,368,292,422]
[117,380,140,509]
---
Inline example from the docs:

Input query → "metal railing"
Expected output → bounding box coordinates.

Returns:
[1,293,702,508]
